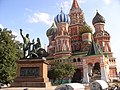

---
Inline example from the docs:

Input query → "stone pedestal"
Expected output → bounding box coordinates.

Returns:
[11,59,51,87]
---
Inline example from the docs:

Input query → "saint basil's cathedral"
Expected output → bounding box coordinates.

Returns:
[46,0,117,83]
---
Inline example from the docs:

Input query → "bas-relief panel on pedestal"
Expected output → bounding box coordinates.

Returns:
[20,67,40,76]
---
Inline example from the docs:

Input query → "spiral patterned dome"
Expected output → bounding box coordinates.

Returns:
[46,23,57,37]
[54,10,70,24]
[92,11,105,25]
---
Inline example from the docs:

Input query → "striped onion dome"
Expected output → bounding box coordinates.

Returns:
[46,22,57,37]
[54,10,70,24]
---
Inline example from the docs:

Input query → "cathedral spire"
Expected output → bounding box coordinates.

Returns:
[69,0,84,25]
[71,0,80,9]
[70,0,82,14]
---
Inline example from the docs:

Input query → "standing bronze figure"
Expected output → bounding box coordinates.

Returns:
[20,29,31,58]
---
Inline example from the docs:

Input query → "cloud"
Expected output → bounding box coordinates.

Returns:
[27,0,86,24]
[25,8,32,12]
[28,12,52,25]
[104,0,111,4]
[0,24,4,29]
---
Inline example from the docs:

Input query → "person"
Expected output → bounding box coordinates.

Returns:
[33,38,48,58]
[32,38,41,53]
[31,38,41,58]
[34,38,41,52]
[20,29,31,58]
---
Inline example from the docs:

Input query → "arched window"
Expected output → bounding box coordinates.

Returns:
[73,58,76,62]
[77,58,81,62]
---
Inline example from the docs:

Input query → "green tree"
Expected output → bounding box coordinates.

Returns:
[0,28,21,85]
[48,62,76,85]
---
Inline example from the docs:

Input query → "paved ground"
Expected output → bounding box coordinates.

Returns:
[0,86,56,90]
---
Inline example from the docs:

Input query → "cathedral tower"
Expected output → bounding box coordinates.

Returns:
[54,10,71,58]
[93,11,112,55]
[46,23,57,56]
[92,11,117,78]
[69,0,85,25]
[69,0,84,52]
[69,0,92,53]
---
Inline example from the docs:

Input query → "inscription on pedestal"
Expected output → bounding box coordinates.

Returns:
[20,67,40,76]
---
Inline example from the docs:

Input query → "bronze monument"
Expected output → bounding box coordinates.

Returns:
[11,29,51,87]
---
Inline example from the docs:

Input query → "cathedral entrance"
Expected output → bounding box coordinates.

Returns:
[88,62,101,82]
[71,68,83,83]
[92,62,101,80]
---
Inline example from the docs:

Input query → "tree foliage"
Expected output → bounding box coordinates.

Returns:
[0,28,21,84]
[48,62,76,84]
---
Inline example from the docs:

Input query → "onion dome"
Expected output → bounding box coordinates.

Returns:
[92,11,105,25]
[54,10,70,24]
[79,23,93,35]
[46,23,57,37]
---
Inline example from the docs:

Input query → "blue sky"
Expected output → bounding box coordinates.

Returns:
[0,0,120,71]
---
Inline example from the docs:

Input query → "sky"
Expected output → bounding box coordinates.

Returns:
[0,0,120,72]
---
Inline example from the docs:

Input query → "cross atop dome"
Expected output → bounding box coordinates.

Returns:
[60,7,63,13]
